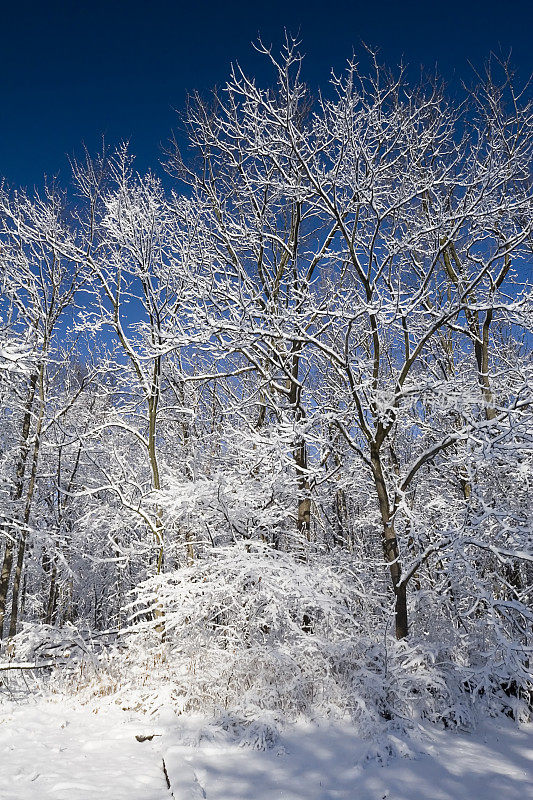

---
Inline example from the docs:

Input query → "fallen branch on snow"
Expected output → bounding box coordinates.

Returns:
[0,661,57,671]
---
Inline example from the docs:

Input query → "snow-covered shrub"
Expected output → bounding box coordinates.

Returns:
[4,621,94,665]
[118,541,520,742]
[0,622,128,704]
[3,542,530,745]
[125,543,362,724]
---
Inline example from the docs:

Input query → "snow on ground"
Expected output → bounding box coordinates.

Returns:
[160,717,533,800]
[0,699,531,800]
[0,700,169,800]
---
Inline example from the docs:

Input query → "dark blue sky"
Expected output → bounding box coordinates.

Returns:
[1,0,531,190]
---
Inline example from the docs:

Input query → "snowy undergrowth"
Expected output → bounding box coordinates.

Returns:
[2,543,530,752]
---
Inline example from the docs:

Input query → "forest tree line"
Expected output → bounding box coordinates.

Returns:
[0,43,531,721]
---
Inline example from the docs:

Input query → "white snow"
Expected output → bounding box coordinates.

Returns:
[0,700,531,800]
[0,701,168,800]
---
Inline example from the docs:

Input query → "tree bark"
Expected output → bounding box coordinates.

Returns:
[0,372,38,639]
[371,444,408,639]
[8,360,46,639]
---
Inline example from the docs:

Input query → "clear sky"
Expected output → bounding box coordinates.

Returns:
[1,0,531,190]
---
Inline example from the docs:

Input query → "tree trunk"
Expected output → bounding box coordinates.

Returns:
[371,444,408,639]
[0,372,38,639]
[294,437,311,543]
[44,559,58,626]
[8,536,28,638]
[8,362,46,639]
[289,346,311,547]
